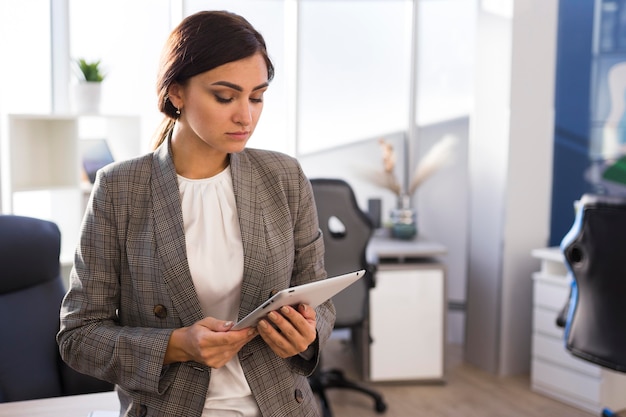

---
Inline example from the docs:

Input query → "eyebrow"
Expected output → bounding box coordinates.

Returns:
[211,81,269,92]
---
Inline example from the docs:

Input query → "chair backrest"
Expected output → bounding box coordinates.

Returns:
[560,194,626,372]
[0,215,66,401]
[310,179,374,328]
[0,215,112,402]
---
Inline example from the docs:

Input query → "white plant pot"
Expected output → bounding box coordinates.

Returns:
[73,82,102,114]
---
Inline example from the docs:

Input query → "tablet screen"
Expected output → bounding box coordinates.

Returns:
[231,269,365,330]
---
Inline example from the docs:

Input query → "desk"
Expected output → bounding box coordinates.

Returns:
[366,230,447,263]
[0,391,119,417]
[366,230,447,382]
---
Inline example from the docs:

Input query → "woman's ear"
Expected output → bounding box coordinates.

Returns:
[167,83,184,109]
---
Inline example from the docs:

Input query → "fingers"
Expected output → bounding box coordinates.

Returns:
[185,318,258,368]
[298,303,316,321]
[198,316,235,332]
[257,305,317,358]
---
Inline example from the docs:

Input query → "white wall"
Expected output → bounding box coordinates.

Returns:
[415,117,470,345]
[464,0,558,375]
[464,5,512,376]
[498,0,557,376]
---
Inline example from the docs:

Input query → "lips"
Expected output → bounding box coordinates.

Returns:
[227,131,250,140]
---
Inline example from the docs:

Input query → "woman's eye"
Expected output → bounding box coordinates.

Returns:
[214,94,233,104]
[213,93,264,104]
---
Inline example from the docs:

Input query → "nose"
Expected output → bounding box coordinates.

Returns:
[234,101,252,127]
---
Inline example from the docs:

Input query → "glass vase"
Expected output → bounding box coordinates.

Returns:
[389,194,417,240]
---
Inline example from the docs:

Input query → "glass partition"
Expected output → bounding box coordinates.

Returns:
[298,0,413,155]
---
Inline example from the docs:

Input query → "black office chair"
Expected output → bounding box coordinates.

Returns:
[558,194,626,416]
[308,178,387,417]
[0,214,113,402]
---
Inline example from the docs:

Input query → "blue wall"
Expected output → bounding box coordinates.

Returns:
[549,0,596,246]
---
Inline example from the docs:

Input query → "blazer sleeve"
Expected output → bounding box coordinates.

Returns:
[57,162,174,396]
[285,160,336,375]
[234,149,336,378]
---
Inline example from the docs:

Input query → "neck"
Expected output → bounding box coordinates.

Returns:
[170,128,229,179]
[175,153,229,179]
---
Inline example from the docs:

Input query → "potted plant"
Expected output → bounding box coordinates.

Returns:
[75,58,106,82]
[73,58,106,113]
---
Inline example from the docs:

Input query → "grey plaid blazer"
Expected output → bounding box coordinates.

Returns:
[58,139,335,417]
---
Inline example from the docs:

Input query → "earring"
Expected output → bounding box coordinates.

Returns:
[176,107,181,115]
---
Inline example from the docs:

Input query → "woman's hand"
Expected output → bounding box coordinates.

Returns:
[257,304,317,358]
[165,317,257,368]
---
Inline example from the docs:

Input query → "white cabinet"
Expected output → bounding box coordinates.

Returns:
[366,232,447,382]
[369,262,445,382]
[531,247,626,414]
[1,114,141,267]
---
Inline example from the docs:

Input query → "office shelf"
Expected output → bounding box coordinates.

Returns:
[1,113,141,270]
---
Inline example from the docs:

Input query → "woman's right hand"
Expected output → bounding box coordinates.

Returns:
[164,317,257,368]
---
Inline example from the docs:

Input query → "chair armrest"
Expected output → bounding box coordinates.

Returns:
[365,263,377,289]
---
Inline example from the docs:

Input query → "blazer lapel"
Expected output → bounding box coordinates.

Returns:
[151,141,204,327]
[230,152,268,320]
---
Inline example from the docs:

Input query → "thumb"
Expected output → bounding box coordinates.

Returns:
[198,316,234,332]
[298,304,316,320]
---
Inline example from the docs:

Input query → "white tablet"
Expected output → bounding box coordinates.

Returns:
[231,269,365,330]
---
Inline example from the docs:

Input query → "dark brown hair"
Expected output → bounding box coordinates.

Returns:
[152,10,275,149]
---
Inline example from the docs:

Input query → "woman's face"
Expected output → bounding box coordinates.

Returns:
[170,52,269,155]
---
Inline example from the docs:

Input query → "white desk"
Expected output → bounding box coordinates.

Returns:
[0,391,119,417]
[366,229,447,263]
[366,230,447,382]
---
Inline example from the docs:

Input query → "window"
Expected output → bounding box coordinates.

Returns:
[298,0,414,154]
[68,0,171,152]
[1,0,475,159]
[0,1,51,114]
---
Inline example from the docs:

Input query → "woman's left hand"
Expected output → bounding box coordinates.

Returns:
[257,304,317,358]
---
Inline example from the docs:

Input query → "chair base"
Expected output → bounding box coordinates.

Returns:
[310,368,387,417]
[603,408,626,417]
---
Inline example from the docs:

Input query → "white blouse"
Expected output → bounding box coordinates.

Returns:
[178,166,261,417]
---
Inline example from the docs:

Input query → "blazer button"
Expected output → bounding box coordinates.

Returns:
[269,289,278,298]
[137,404,147,417]
[153,304,167,319]
[294,388,304,403]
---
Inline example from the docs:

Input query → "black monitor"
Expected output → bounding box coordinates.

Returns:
[81,139,115,184]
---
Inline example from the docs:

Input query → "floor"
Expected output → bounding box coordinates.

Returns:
[317,337,599,417]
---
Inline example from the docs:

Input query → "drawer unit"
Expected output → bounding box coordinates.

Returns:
[531,358,602,413]
[532,275,569,311]
[533,307,563,338]
[531,248,626,414]
[532,333,601,377]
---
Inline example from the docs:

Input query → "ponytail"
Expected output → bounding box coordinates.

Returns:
[151,117,175,150]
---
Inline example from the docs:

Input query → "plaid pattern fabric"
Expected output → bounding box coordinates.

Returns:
[58,140,335,417]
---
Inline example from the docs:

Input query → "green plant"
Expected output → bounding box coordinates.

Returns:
[75,58,105,82]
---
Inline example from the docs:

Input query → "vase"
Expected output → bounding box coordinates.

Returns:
[389,194,417,240]
[72,82,102,114]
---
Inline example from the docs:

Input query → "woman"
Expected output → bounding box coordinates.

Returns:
[58,10,335,417]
